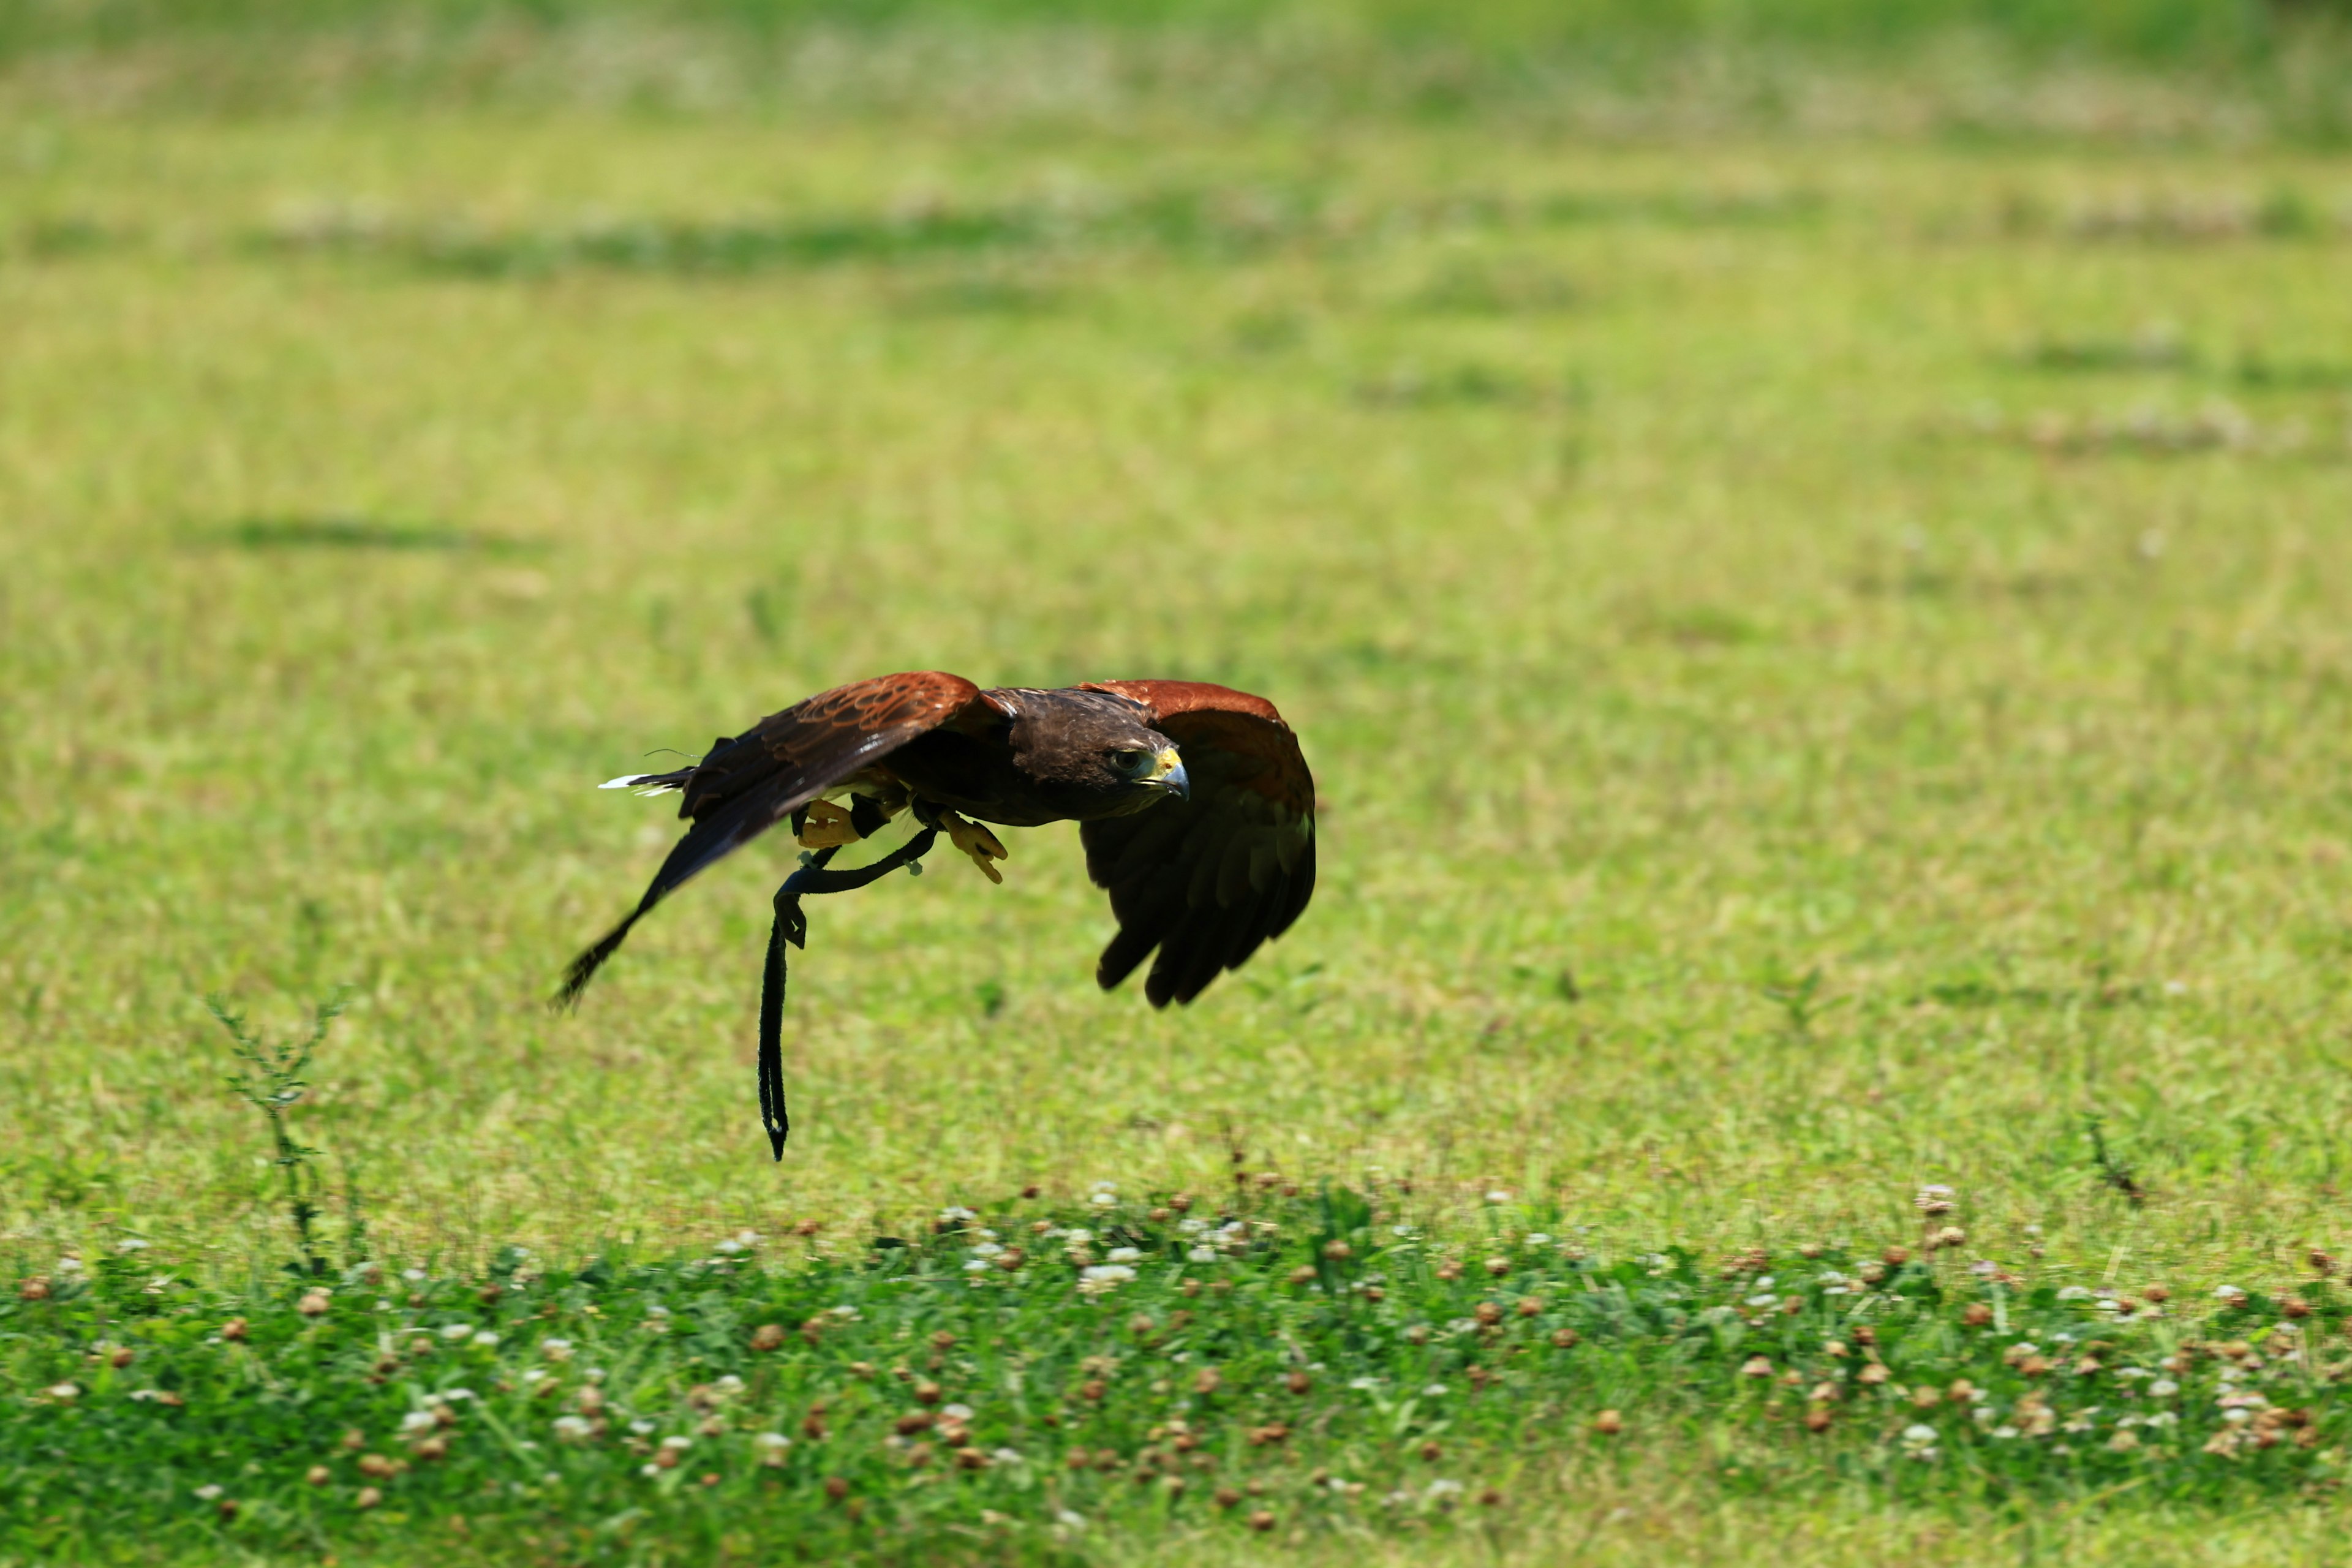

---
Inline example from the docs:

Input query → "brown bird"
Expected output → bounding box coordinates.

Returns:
[559,672,1316,1009]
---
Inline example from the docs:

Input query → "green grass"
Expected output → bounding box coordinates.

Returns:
[4,1197,2346,1563]
[7,11,2352,1562]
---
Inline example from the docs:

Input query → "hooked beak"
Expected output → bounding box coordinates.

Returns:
[1152,747,1190,802]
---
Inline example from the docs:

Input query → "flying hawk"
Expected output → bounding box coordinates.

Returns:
[559,672,1316,1009]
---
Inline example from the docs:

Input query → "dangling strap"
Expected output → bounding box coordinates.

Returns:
[757,823,942,1159]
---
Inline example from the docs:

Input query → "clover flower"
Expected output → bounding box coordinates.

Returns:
[439,1322,473,1340]
[401,1411,439,1434]
[472,1331,500,1348]
[552,1415,593,1442]
[1106,1246,1142,1264]
[542,1338,573,1361]
[2214,1285,2247,1305]
[1188,1248,1218,1264]
[1078,1265,1137,1295]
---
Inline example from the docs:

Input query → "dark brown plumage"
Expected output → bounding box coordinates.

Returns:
[559,672,1316,1008]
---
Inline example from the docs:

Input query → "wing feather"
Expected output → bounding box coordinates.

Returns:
[558,671,987,1004]
[1078,679,1316,1006]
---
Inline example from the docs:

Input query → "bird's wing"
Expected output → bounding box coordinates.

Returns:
[1076,680,1317,1006]
[560,671,995,1003]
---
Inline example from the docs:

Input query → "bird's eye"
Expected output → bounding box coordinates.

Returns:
[1109,749,1154,777]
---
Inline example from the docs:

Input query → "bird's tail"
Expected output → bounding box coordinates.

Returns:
[600,766,695,794]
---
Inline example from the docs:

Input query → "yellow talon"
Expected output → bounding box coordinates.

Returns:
[796,797,862,849]
[937,810,1009,884]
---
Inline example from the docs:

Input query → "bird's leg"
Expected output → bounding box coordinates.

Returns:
[796,797,862,849]
[934,809,1009,884]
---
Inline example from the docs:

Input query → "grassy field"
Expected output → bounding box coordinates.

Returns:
[5,6,2352,1561]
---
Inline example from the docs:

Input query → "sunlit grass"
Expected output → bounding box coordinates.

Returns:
[4,18,2352,1559]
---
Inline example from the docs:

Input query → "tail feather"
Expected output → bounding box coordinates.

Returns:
[600,766,694,794]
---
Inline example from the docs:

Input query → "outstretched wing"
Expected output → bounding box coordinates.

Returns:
[559,671,993,1004]
[1077,680,1317,1007]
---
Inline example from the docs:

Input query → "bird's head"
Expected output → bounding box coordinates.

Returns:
[1005,690,1189,816]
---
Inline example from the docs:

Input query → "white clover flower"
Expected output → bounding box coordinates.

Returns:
[715,1375,744,1395]
[401,1411,439,1433]
[943,1403,974,1420]
[2146,1411,2178,1428]
[1992,1426,2019,1439]
[1106,1246,1142,1264]
[2056,1286,2092,1302]
[402,1269,426,1282]
[639,1463,660,1478]
[1349,1376,1381,1391]
[439,1322,474,1340]
[443,1388,475,1401]
[1754,1276,1774,1291]
[1187,1247,1218,1264]
[753,1431,790,1452]
[194,1485,223,1501]
[712,1238,744,1256]
[1969,1260,1997,1278]
[1059,1227,1093,1245]
[629,1419,657,1435]
[1090,1193,1117,1207]
[1485,1191,1512,1204]
[1744,1294,1777,1307]
[45,1382,80,1401]
[940,1205,978,1223]
[644,1304,669,1317]
[1525,1234,1553,1247]
[552,1415,592,1441]
[1077,1264,1137,1294]
[1056,1511,1086,1529]
[116,1238,149,1253]
[970,1241,1003,1258]
[2214,1285,2247,1303]
[56,1257,83,1274]
[1428,1478,1465,1496]
[1902,1424,1938,1446]
[2223,1408,2252,1424]
[1423,1384,1449,1396]
[661,1435,692,1450]
[472,1331,501,1348]
[1178,1218,1208,1234]
[521,1367,547,1384]
[2149,1379,2179,1397]
[1391,1224,1415,1237]
[992,1447,1023,1464]
[1091,1181,1117,1193]
[1973,1407,1997,1426]
[963,1260,989,1273]
[829,1306,859,1319]
[542,1338,573,1360]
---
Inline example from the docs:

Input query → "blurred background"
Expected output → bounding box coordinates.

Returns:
[4,0,2351,1261]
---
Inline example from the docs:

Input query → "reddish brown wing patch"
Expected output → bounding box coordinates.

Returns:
[559,671,988,1005]
[1077,680,1316,1007]
[680,671,986,822]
